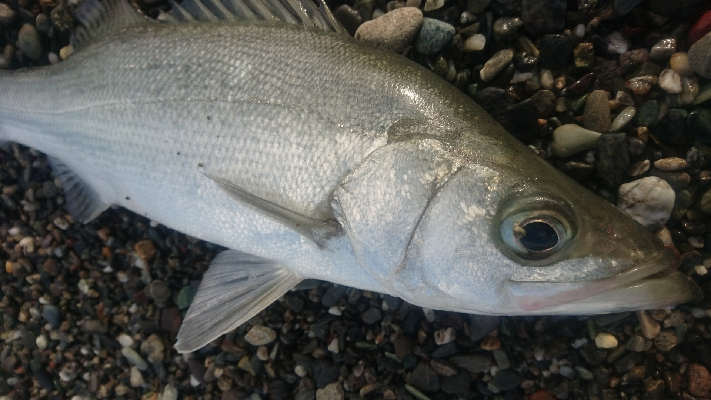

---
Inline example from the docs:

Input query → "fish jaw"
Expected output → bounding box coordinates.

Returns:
[505,246,701,314]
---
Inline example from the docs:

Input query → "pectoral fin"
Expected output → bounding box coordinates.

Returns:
[175,250,301,353]
[48,157,109,223]
[202,172,340,244]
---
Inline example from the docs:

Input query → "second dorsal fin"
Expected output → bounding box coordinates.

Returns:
[163,0,347,34]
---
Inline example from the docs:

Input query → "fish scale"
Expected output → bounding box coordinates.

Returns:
[0,0,700,352]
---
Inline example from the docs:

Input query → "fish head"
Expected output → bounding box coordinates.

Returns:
[386,157,700,315]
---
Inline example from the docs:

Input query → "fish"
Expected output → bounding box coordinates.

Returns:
[0,0,700,353]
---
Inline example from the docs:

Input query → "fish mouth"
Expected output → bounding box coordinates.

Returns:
[506,247,702,315]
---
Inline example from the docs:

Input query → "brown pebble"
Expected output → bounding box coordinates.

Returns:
[148,280,171,304]
[636,310,660,339]
[653,330,678,352]
[653,157,688,171]
[688,363,711,397]
[134,240,156,261]
[480,336,501,350]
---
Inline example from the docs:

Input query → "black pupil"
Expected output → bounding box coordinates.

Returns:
[519,221,558,252]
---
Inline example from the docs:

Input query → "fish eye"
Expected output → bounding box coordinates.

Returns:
[500,212,570,260]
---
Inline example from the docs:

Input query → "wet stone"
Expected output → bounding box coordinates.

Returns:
[354,7,423,54]
[688,109,711,145]
[659,69,682,93]
[650,169,690,191]
[551,124,601,157]
[650,38,677,60]
[449,354,492,373]
[415,18,455,56]
[316,382,345,400]
[595,333,618,349]
[618,177,675,231]
[244,325,277,346]
[689,32,711,78]
[635,100,660,127]
[492,17,522,41]
[671,52,694,77]
[597,133,629,187]
[409,363,439,392]
[565,73,597,96]
[82,319,108,334]
[539,34,572,70]
[480,49,514,82]
[148,280,171,304]
[493,369,522,391]
[584,90,611,133]
[688,363,711,397]
[176,285,196,310]
[440,371,471,394]
[361,307,382,324]
[520,0,564,36]
[560,161,594,181]
[529,90,555,117]
[610,107,635,132]
[315,361,340,388]
[334,5,361,36]
[626,335,646,352]
[653,330,678,352]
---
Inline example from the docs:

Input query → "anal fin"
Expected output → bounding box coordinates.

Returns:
[175,250,301,352]
[202,172,340,243]
[48,157,108,223]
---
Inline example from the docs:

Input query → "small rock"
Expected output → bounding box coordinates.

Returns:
[140,334,165,362]
[176,285,196,309]
[689,32,711,78]
[161,383,178,400]
[551,124,601,157]
[688,109,711,145]
[134,240,156,261]
[610,107,635,131]
[493,369,522,391]
[539,34,572,70]
[434,327,456,345]
[81,319,108,334]
[597,133,629,187]
[354,7,423,54]
[635,100,659,127]
[659,69,682,94]
[583,90,611,133]
[626,335,646,352]
[121,347,148,371]
[670,52,694,77]
[521,0,565,36]
[362,307,382,324]
[316,382,345,400]
[440,371,471,394]
[466,0,490,14]
[449,354,492,373]
[430,359,457,376]
[606,31,629,54]
[470,315,500,341]
[244,325,277,346]
[626,159,650,176]
[0,3,15,25]
[574,42,594,69]
[117,333,134,348]
[415,18,455,55]
[653,330,678,351]
[462,34,486,52]
[148,280,171,304]
[409,363,439,392]
[480,49,514,82]
[130,366,144,387]
[625,75,658,95]
[42,305,61,329]
[618,177,675,231]
[334,5,362,36]
[480,336,501,350]
[653,157,687,171]
[492,17,522,40]
[689,364,711,397]
[595,333,618,349]
[35,334,48,350]
[649,38,676,60]
[17,24,42,60]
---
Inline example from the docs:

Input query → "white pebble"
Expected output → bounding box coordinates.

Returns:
[689,237,705,248]
[695,265,708,276]
[130,366,144,387]
[35,334,48,350]
[691,307,709,319]
[328,306,342,316]
[510,71,533,83]
[434,327,456,345]
[606,32,629,54]
[117,333,134,348]
[595,333,618,349]
[617,177,675,231]
[295,365,308,377]
[570,338,588,349]
[574,23,585,38]
[463,34,486,52]
[659,69,682,93]
[559,365,575,379]
[540,69,554,90]
[610,106,636,131]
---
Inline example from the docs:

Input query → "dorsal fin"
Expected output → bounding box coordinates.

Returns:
[164,0,347,34]
[72,0,149,49]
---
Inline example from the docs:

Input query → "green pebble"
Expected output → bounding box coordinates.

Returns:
[176,286,197,310]
[355,341,377,350]
[635,100,659,126]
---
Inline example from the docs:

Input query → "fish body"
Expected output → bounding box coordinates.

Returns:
[0,0,700,352]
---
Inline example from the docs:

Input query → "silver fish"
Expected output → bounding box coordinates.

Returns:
[0,0,700,352]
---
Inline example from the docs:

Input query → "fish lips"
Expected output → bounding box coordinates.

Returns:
[505,248,701,314]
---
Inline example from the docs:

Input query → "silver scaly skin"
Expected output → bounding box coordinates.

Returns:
[0,0,700,352]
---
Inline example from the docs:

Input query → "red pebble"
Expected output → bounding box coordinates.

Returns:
[529,390,556,400]
[689,10,711,46]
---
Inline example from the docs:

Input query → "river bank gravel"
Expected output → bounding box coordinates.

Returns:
[2,0,711,399]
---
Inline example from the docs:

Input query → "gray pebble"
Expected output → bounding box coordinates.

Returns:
[17,24,43,61]
[449,354,492,373]
[122,347,148,371]
[361,307,382,324]
[466,0,490,14]
[610,107,636,132]
[42,305,62,329]
[355,7,423,54]
[479,49,514,82]
[492,369,522,391]
[408,363,439,392]
[650,38,677,60]
[597,133,629,187]
[492,17,522,40]
[689,32,711,78]
[583,90,611,133]
[415,18,455,55]
[81,319,108,334]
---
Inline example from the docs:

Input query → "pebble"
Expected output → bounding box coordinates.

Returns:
[539,34,572,70]
[617,177,675,231]
[605,32,629,54]
[148,280,171,304]
[583,90,611,133]
[670,52,694,76]
[679,76,700,105]
[688,109,711,145]
[130,366,144,387]
[492,17,522,40]
[480,335,501,350]
[430,359,457,376]
[440,371,471,394]
[462,34,486,52]
[161,383,178,400]
[649,38,676,60]
[42,305,61,329]
[479,49,514,82]
[689,364,711,397]
[659,69,682,94]
[316,382,345,400]
[626,159,649,176]
[466,0,490,13]
[469,315,500,341]
[540,69,554,90]
[434,327,456,345]
[35,334,48,350]
[613,0,643,15]
[414,18,455,56]
[689,10,711,46]
[244,325,277,346]
[635,100,659,126]
[17,24,42,61]
[653,330,678,351]
[81,319,107,334]
[574,42,594,69]
[520,0,565,36]
[134,240,156,260]
[689,32,711,78]
[551,124,601,157]
[653,157,687,171]
[354,7,423,54]
[597,133,628,187]
[423,0,443,11]
[610,107,635,132]
[595,333,618,349]
[117,333,134,348]
[625,75,657,95]
[449,354,492,373]
[140,334,165,362]
[493,369,522,390]
[700,188,711,214]
[409,363,439,392]
[334,5,361,36]
[121,347,148,371]
[361,307,382,324]
[176,285,196,309]
[694,82,711,105]
[654,108,686,143]
[0,3,14,24]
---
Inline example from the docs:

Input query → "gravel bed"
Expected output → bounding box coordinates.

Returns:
[2,0,711,399]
